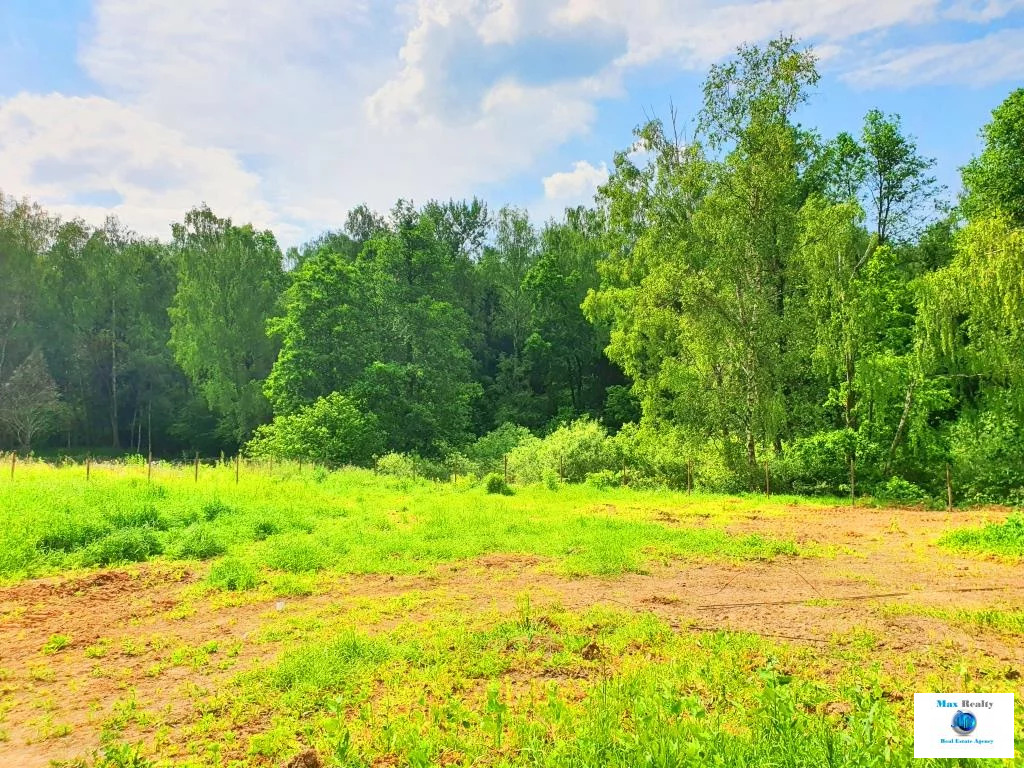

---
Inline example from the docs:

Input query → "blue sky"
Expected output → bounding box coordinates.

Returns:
[1,0,1022,245]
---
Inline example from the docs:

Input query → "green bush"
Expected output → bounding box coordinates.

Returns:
[508,418,616,484]
[586,470,619,489]
[246,392,384,468]
[875,476,929,504]
[208,557,260,591]
[465,423,533,475]
[174,525,226,560]
[375,452,417,479]
[483,473,513,495]
[81,528,163,566]
[949,401,1024,505]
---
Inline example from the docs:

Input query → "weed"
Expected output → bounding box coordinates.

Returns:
[42,634,71,654]
[208,557,260,591]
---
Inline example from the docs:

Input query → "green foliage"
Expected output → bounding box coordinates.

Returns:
[42,633,71,654]
[940,514,1024,558]
[483,473,513,495]
[173,525,226,560]
[246,392,384,468]
[949,401,1024,505]
[208,557,261,591]
[962,88,1024,225]
[263,534,331,573]
[465,423,532,476]
[169,206,284,442]
[874,476,929,504]
[81,528,163,566]
[585,469,619,489]
[508,418,616,484]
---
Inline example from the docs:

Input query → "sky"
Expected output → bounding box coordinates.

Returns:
[1,0,1022,247]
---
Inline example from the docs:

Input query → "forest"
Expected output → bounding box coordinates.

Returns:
[2,38,1023,506]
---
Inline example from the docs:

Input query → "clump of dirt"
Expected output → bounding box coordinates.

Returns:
[284,749,324,768]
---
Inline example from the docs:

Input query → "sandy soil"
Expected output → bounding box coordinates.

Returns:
[1,503,1021,765]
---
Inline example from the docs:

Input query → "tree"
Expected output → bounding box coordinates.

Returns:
[169,206,284,443]
[0,350,63,450]
[860,109,938,244]
[961,88,1024,226]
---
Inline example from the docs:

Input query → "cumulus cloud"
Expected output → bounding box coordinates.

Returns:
[542,160,609,201]
[2,0,1022,242]
[0,93,277,238]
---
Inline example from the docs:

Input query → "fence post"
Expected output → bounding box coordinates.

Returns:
[235,454,240,484]
[148,452,153,483]
[946,463,953,511]
[194,452,199,482]
[686,459,692,493]
[765,462,770,496]
[86,454,91,482]
[9,452,14,480]
[504,454,509,484]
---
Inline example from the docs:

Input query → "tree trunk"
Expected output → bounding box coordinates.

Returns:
[884,378,916,475]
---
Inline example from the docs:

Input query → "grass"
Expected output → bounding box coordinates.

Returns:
[5,459,1020,766]
[878,602,1024,635]
[162,603,1014,767]
[0,459,803,583]
[939,512,1024,558]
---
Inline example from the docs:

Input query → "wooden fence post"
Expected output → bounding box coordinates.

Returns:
[194,452,199,482]
[504,454,509,484]
[86,454,91,482]
[9,452,14,480]
[765,461,770,496]
[235,454,240,484]
[148,452,153,482]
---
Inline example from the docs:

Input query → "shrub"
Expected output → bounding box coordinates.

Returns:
[875,476,929,504]
[508,418,616,484]
[174,525,226,560]
[208,557,260,591]
[542,468,560,491]
[949,401,1024,505]
[246,392,384,468]
[585,470,619,489]
[375,452,416,479]
[483,473,513,495]
[82,528,163,566]
[465,423,533,475]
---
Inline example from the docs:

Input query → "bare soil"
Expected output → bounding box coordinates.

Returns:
[1,504,1021,765]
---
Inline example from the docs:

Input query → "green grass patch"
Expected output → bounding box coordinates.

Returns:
[0,464,802,582]
[939,513,1024,557]
[879,602,1024,635]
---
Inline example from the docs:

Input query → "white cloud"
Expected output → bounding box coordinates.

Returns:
[843,28,1024,88]
[0,93,279,238]
[543,160,609,201]
[3,0,1022,243]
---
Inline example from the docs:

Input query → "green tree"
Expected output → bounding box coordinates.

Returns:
[961,88,1024,225]
[169,206,284,444]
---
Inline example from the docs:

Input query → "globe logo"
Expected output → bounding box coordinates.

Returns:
[951,710,977,736]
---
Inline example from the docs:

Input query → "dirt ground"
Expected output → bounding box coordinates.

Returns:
[1,504,1021,765]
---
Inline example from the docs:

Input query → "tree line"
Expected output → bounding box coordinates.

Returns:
[1,37,1022,503]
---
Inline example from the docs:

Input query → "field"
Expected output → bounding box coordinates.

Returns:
[1,460,1022,767]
